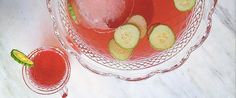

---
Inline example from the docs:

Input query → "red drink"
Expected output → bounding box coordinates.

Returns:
[23,47,70,94]
[68,0,192,59]
[29,49,67,87]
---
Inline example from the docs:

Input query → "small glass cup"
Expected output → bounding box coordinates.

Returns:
[22,47,70,97]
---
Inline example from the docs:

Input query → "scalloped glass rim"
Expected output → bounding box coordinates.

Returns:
[47,0,217,81]
[22,47,71,95]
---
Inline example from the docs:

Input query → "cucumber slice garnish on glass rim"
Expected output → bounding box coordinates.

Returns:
[11,49,34,67]
[149,24,176,51]
[114,24,140,49]
[128,15,147,39]
[174,0,196,11]
[108,39,133,61]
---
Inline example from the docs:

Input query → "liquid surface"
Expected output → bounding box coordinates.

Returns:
[29,50,67,87]
[68,0,192,60]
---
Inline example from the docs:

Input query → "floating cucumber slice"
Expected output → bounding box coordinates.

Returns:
[114,24,140,49]
[128,15,147,39]
[68,4,77,21]
[109,39,133,61]
[149,24,176,51]
[11,49,34,67]
[68,1,79,24]
[174,0,196,11]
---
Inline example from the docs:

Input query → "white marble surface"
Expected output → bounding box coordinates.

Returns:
[0,0,235,98]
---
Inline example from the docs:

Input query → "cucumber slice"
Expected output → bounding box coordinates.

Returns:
[68,4,76,21]
[149,24,176,51]
[128,15,147,39]
[109,39,133,60]
[114,24,140,49]
[68,2,79,24]
[174,0,196,11]
[68,4,77,21]
[11,49,34,67]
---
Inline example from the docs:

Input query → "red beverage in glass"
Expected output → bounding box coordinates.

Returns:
[23,47,70,95]
[68,0,192,59]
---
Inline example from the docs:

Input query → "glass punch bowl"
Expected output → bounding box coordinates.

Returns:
[47,0,217,81]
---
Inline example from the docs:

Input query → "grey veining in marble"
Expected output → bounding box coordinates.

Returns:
[0,0,235,98]
[215,5,236,34]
